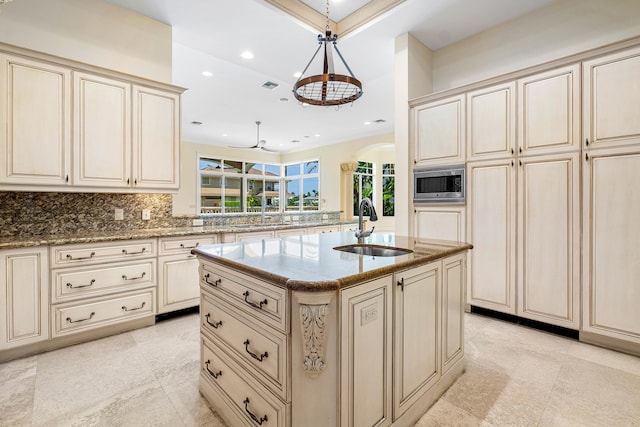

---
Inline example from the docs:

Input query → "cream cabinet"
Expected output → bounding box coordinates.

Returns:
[340,276,392,427]
[441,253,465,373]
[517,64,581,156]
[413,94,465,167]
[313,225,340,234]
[73,72,131,188]
[49,239,157,338]
[582,147,640,352]
[132,85,180,190]
[0,54,71,186]
[0,247,49,350]
[414,206,465,243]
[467,82,516,161]
[393,263,440,419]
[583,46,640,151]
[157,235,217,314]
[517,153,580,329]
[0,46,182,192]
[466,159,517,314]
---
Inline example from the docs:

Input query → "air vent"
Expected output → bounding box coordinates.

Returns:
[262,81,279,89]
[373,119,386,124]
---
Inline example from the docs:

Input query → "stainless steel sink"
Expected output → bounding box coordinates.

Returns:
[333,244,413,257]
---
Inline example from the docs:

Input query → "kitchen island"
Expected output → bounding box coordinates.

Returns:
[192,232,472,427]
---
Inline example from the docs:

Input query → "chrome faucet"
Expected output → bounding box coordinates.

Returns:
[355,198,378,243]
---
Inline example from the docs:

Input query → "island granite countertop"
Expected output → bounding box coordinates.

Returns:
[0,221,353,250]
[192,231,472,291]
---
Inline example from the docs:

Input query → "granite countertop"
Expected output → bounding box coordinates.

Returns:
[0,221,352,250]
[192,232,473,291]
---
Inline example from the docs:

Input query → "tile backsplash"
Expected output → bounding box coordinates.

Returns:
[0,192,340,237]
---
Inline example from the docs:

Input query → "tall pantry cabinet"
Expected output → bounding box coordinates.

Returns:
[581,46,640,351]
[466,64,582,330]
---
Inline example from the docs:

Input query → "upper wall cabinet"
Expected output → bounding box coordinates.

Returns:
[132,86,180,190]
[583,46,640,151]
[466,82,516,161]
[0,45,183,193]
[517,64,581,156]
[0,54,72,186]
[73,72,132,188]
[413,94,465,167]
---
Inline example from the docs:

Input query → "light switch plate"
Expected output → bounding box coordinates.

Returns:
[142,209,151,220]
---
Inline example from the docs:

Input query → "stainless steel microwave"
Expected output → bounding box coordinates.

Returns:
[413,164,465,203]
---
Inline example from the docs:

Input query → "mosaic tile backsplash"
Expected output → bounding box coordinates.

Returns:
[0,192,340,237]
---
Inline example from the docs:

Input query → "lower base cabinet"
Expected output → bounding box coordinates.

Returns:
[198,251,468,427]
[0,247,49,350]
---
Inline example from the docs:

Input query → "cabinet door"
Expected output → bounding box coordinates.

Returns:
[132,86,180,190]
[414,206,465,243]
[442,253,465,374]
[517,153,580,329]
[518,64,580,156]
[0,247,49,349]
[583,148,640,346]
[413,94,465,166]
[393,262,440,419]
[583,46,640,151]
[340,276,392,427]
[467,82,516,161]
[467,159,517,314]
[158,254,200,314]
[0,55,71,185]
[73,72,131,187]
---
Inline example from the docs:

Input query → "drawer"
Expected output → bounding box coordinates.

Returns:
[201,336,289,427]
[51,239,156,268]
[200,262,288,333]
[52,259,156,303]
[158,235,218,256]
[52,289,155,337]
[201,292,288,400]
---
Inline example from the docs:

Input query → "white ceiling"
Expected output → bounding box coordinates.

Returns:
[107,0,556,153]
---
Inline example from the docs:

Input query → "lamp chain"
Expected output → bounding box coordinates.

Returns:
[325,0,330,31]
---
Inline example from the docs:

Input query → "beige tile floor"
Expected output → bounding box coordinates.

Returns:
[1,312,639,426]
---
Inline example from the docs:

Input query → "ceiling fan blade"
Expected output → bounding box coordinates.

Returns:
[229,144,259,149]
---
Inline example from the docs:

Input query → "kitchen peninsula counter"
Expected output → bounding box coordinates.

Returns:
[192,232,471,427]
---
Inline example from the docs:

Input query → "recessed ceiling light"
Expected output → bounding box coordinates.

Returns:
[314,134,320,137]
[241,50,254,59]
[291,140,300,143]
[191,121,203,125]
[279,97,289,102]
[293,71,302,78]
[202,71,213,77]
[364,121,372,125]
[373,119,387,124]
[222,133,228,137]
[262,81,279,89]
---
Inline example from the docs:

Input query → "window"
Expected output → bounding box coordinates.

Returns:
[353,161,374,216]
[382,163,395,216]
[284,161,319,211]
[198,156,317,214]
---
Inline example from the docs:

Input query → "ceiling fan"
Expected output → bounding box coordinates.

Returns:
[230,121,278,152]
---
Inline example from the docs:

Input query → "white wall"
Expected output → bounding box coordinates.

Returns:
[0,0,172,82]
[432,0,640,92]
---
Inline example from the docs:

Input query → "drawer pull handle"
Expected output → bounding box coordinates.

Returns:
[204,360,222,379]
[66,312,95,323]
[203,273,221,287]
[180,243,199,249]
[243,398,268,425]
[66,252,95,261]
[205,313,223,329]
[122,302,146,312]
[66,279,96,289]
[122,248,147,255]
[122,272,146,281]
[243,339,268,362]
[243,291,268,310]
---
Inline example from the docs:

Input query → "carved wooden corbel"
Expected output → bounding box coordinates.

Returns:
[296,292,334,376]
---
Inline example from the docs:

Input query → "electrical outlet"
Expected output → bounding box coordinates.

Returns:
[114,208,124,221]
[192,219,204,226]
[141,209,151,220]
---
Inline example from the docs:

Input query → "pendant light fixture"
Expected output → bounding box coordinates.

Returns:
[293,0,363,106]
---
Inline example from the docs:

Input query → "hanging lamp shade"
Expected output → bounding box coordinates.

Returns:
[293,28,363,106]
